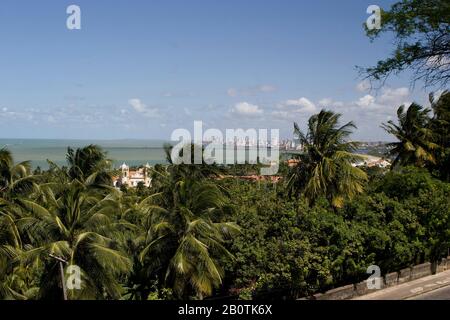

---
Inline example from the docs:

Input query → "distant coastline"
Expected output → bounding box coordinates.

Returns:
[0,138,171,169]
[0,138,391,169]
[0,138,283,169]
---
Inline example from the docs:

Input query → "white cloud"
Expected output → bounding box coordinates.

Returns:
[356,95,376,107]
[128,98,160,118]
[350,87,412,121]
[378,87,409,104]
[271,110,290,119]
[258,84,277,93]
[356,80,371,93]
[354,88,410,111]
[270,97,317,120]
[269,86,410,128]
[129,98,146,113]
[318,98,344,108]
[267,86,414,137]
[284,97,317,113]
[318,98,332,106]
[231,102,264,116]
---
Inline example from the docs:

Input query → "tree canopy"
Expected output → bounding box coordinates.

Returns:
[362,0,450,88]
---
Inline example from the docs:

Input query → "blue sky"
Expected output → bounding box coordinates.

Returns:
[0,0,439,141]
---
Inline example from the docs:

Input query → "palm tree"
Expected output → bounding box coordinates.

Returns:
[0,148,40,299]
[382,103,438,168]
[14,146,130,299]
[0,148,36,201]
[140,177,239,299]
[287,109,368,208]
[110,192,167,300]
[0,149,37,251]
[429,91,450,181]
[163,143,224,182]
[17,181,131,299]
[0,149,27,252]
[0,253,39,300]
[66,145,112,185]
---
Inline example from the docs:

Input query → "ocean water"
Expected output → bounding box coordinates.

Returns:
[0,139,170,169]
[0,139,281,169]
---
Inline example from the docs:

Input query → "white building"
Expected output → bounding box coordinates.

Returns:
[113,163,152,188]
[352,155,391,168]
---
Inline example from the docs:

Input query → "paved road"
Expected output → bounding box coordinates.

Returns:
[354,269,450,300]
[409,285,450,300]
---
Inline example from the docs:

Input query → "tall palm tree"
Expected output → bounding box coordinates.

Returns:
[66,145,112,185]
[0,225,24,299]
[0,149,27,251]
[0,148,36,201]
[382,103,438,168]
[0,148,39,299]
[287,110,367,208]
[429,91,450,181]
[17,181,132,299]
[111,192,166,300]
[0,148,36,252]
[14,146,130,299]
[140,177,239,299]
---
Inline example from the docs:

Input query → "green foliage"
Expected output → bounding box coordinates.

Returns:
[287,110,368,208]
[223,167,449,299]
[363,0,450,87]
[223,180,328,299]
[429,91,450,181]
[66,144,113,185]
[140,164,239,299]
[375,167,450,261]
[0,112,449,300]
[383,103,437,168]
[383,91,450,182]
